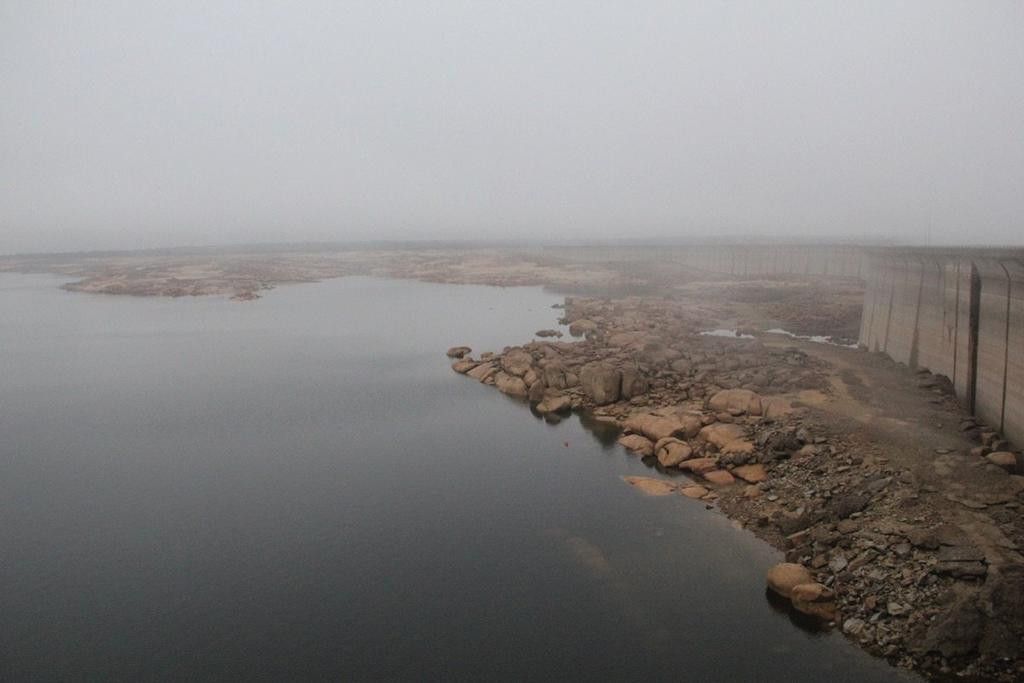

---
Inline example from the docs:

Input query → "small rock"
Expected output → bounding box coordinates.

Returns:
[987,451,1018,473]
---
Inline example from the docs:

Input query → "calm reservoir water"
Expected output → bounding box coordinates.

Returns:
[0,274,910,681]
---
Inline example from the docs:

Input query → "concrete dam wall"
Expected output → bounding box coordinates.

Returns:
[540,243,869,278]
[859,249,1024,447]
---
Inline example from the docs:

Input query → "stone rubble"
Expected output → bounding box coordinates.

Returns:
[449,294,1024,682]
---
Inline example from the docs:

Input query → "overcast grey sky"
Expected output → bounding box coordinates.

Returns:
[1,1,1022,253]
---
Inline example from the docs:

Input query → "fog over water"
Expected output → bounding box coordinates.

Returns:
[2,1,1023,253]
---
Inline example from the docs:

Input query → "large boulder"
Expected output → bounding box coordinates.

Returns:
[500,348,534,377]
[703,469,736,486]
[987,451,1018,473]
[679,457,718,474]
[733,463,767,483]
[766,563,814,599]
[699,422,747,449]
[790,582,838,621]
[624,413,693,441]
[621,475,677,496]
[568,319,598,337]
[580,362,621,405]
[618,434,655,457]
[536,391,572,415]
[543,363,568,390]
[654,437,692,467]
[620,366,649,400]
[494,372,528,398]
[708,389,764,416]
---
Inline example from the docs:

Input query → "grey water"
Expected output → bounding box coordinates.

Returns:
[0,274,909,681]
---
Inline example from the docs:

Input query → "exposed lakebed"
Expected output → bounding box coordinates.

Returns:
[0,274,908,680]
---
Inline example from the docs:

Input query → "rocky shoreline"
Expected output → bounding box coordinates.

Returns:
[449,295,1024,682]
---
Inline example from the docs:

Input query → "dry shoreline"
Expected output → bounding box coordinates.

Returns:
[5,247,1023,679]
[447,293,1024,682]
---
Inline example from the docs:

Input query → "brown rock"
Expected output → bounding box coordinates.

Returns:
[621,476,677,496]
[446,346,472,358]
[721,439,755,456]
[536,392,571,414]
[466,362,498,383]
[708,388,764,416]
[494,372,528,398]
[579,362,621,405]
[620,365,649,400]
[617,434,655,457]
[655,438,693,468]
[680,484,709,499]
[679,457,718,474]
[543,363,568,390]
[987,451,1018,473]
[624,414,688,441]
[699,423,746,449]
[500,348,534,377]
[568,319,597,336]
[733,463,767,483]
[703,469,736,486]
[766,563,814,599]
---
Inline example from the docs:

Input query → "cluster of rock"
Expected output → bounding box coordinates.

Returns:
[450,296,828,430]
[447,293,1024,681]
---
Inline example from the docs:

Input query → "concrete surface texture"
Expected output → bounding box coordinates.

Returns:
[859,249,1024,447]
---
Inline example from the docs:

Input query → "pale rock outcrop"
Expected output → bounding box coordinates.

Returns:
[790,582,838,620]
[620,365,649,400]
[568,319,597,337]
[494,372,528,398]
[721,439,755,456]
[679,457,718,474]
[624,413,692,442]
[770,565,815,602]
[703,469,735,486]
[580,362,621,405]
[621,476,677,496]
[500,348,534,377]
[679,484,709,499]
[987,452,1018,473]
[536,391,571,414]
[451,359,478,374]
[543,363,568,390]
[654,437,692,467]
[708,388,764,416]
[618,434,655,457]
[699,422,747,449]
[766,563,814,599]
[733,463,767,483]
